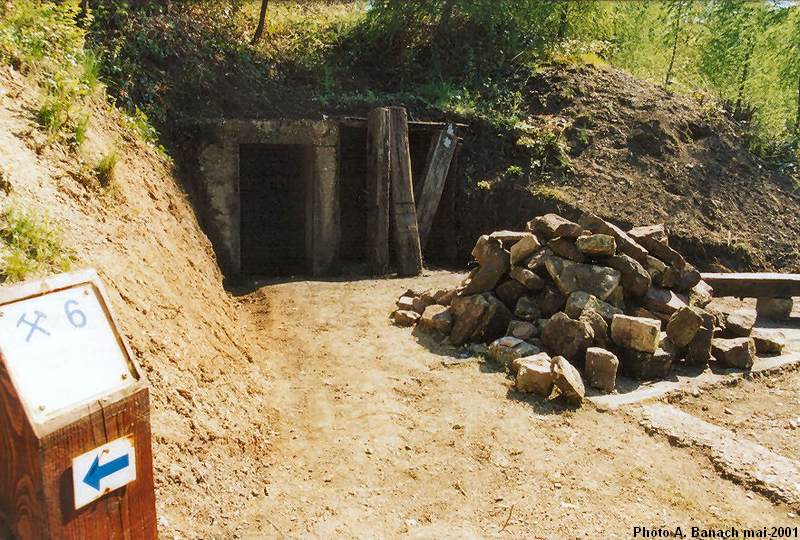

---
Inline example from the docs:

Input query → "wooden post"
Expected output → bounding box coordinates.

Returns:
[388,107,423,277]
[0,270,157,539]
[416,123,457,249]
[366,108,391,275]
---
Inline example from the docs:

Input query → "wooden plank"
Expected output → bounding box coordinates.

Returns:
[425,139,461,263]
[416,123,457,248]
[366,108,391,275]
[388,107,423,277]
[701,272,800,298]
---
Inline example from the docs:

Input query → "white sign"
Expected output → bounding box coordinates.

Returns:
[0,282,136,424]
[72,436,137,509]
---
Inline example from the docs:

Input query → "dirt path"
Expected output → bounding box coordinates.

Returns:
[228,271,797,539]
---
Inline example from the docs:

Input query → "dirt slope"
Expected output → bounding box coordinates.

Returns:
[459,63,800,272]
[0,67,274,536]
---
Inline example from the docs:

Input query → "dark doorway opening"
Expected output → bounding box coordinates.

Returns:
[239,144,309,276]
[338,127,368,263]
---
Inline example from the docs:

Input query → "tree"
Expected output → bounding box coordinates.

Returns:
[664,0,689,87]
[251,0,268,45]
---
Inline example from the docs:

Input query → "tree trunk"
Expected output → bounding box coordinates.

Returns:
[665,0,684,87]
[250,0,269,45]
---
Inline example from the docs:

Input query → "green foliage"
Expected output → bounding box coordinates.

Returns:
[0,204,74,283]
[0,0,100,141]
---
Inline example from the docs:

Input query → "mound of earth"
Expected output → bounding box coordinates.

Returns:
[458,63,800,273]
[0,67,275,536]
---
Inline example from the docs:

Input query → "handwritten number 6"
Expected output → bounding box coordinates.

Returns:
[65,300,87,328]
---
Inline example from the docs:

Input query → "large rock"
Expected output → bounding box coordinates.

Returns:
[510,266,546,291]
[509,234,541,266]
[585,347,619,393]
[489,230,530,248]
[488,336,540,371]
[431,288,457,306]
[496,279,527,310]
[536,286,566,317]
[544,255,621,301]
[471,295,513,343]
[525,248,550,275]
[627,224,667,244]
[547,237,585,263]
[550,356,585,404]
[575,234,616,257]
[724,309,755,338]
[507,320,537,340]
[459,235,510,295]
[688,280,714,308]
[600,254,651,298]
[541,312,594,366]
[610,314,661,353]
[756,298,793,321]
[685,311,715,367]
[712,338,756,369]
[666,306,704,348]
[397,296,415,311]
[622,348,673,380]
[392,310,420,327]
[515,353,554,395]
[450,294,490,345]
[529,214,583,240]
[514,295,542,321]
[412,293,436,314]
[643,287,688,317]
[644,255,667,284]
[751,328,785,355]
[631,229,686,269]
[418,305,453,334]
[578,213,648,262]
[579,309,611,348]
[564,291,622,323]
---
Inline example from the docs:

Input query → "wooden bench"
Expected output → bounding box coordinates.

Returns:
[701,273,800,298]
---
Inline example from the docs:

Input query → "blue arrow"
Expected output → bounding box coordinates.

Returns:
[83,453,130,491]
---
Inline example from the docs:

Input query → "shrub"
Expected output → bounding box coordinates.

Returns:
[0,204,74,282]
[95,149,118,187]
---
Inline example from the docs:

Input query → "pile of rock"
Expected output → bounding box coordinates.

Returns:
[392,212,787,405]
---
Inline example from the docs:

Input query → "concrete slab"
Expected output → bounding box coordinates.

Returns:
[635,403,800,509]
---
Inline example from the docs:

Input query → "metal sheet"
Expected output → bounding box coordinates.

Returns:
[0,282,136,424]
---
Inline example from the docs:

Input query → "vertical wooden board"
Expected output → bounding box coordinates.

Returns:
[388,107,423,277]
[366,108,391,275]
[426,140,461,264]
[416,123,457,248]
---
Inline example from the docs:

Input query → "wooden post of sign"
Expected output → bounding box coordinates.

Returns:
[416,123,457,249]
[388,107,423,277]
[0,270,157,539]
[366,107,391,276]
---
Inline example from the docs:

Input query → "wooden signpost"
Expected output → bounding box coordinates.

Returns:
[0,269,157,539]
[366,107,392,276]
[416,123,458,249]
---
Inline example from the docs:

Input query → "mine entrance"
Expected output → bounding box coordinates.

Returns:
[239,144,309,276]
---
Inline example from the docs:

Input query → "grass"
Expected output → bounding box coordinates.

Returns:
[530,185,574,205]
[94,149,118,187]
[0,204,74,282]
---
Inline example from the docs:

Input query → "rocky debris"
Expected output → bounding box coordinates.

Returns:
[548,237,586,262]
[541,312,594,367]
[712,337,756,369]
[666,307,703,348]
[419,305,453,334]
[392,310,420,327]
[750,328,786,355]
[529,214,583,240]
[600,254,651,298]
[509,234,541,266]
[459,235,510,295]
[510,266,546,291]
[545,256,621,301]
[756,297,793,321]
[507,320,537,340]
[394,211,742,406]
[611,314,661,354]
[575,234,616,257]
[585,347,619,393]
[550,356,585,404]
[622,347,674,380]
[723,309,756,338]
[564,291,622,323]
[488,336,540,371]
[514,353,554,395]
